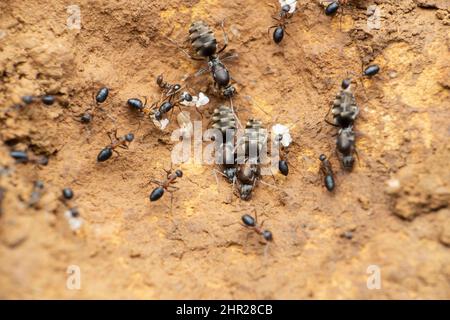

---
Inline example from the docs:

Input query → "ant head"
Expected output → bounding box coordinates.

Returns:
[342,78,351,89]
[282,4,291,13]
[319,154,327,162]
[263,230,273,242]
[173,84,181,92]
[70,207,80,218]
[242,214,256,227]
[181,92,193,102]
[81,112,92,123]
[125,133,134,142]
[175,169,183,178]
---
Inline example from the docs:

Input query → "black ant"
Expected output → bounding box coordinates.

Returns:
[148,168,183,212]
[319,154,335,191]
[77,87,109,123]
[97,129,134,162]
[156,74,188,103]
[21,94,56,106]
[168,20,236,98]
[268,3,295,44]
[10,150,49,165]
[363,64,380,77]
[241,213,273,243]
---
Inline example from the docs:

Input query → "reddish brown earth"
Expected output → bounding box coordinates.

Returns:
[0,0,449,299]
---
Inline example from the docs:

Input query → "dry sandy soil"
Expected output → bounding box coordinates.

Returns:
[0,0,449,299]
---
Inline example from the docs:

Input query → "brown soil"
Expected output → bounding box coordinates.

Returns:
[0,0,449,299]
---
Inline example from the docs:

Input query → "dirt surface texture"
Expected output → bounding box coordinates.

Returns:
[1,0,449,299]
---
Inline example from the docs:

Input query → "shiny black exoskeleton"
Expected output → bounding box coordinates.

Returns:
[279,160,289,176]
[62,188,74,200]
[154,101,174,121]
[149,169,183,202]
[364,64,380,77]
[241,213,273,243]
[41,95,55,105]
[95,87,109,103]
[127,98,145,110]
[319,154,335,191]
[188,21,236,98]
[325,1,339,15]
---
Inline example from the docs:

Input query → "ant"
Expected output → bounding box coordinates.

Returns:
[148,168,183,211]
[336,126,357,170]
[77,87,109,123]
[168,20,236,98]
[319,154,335,191]
[97,129,134,162]
[268,2,295,44]
[21,94,56,106]
[321,0,348,16]
[10,150,49,165]
[156,74,187,103]
[363,64,380,77]
[241,213,273,247]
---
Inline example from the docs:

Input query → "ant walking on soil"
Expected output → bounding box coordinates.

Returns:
[268,1,296,44]
[148,168,183,212]
[97,129,134,162]
[77,87,109,123]
[319,154,335,191]
[241,212,273,257]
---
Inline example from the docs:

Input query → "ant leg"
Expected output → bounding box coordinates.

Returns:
[164,36,204,61]
[267,25,278,38]
[113,149,121,157]
[217,19,228,54]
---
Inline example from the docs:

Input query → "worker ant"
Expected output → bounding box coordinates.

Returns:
[268,1,296,44]
[363,64,380,77]
[20,94,56,106]
[319,154,335,191]
[76,87,109,123]
[147,168,183,213]
[97,129,134,162]
[10,150,49,165]
[241,213,273,248]
[156,74,188,103]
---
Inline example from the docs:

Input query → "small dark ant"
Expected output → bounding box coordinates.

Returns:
[97,129,134,162]
[62,188,74,200]
[268,3,294,44]
[278,160,289,176]
[319,154,335,191]
[77,87,109,123]
[148,169,183,211]
[10,150,49,165]
[241,213,273,243]
[336,126,356,170]
[20,94,56,106]
[156,74,183,103]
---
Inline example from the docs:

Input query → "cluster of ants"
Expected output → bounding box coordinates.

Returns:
[5,0,382,250]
